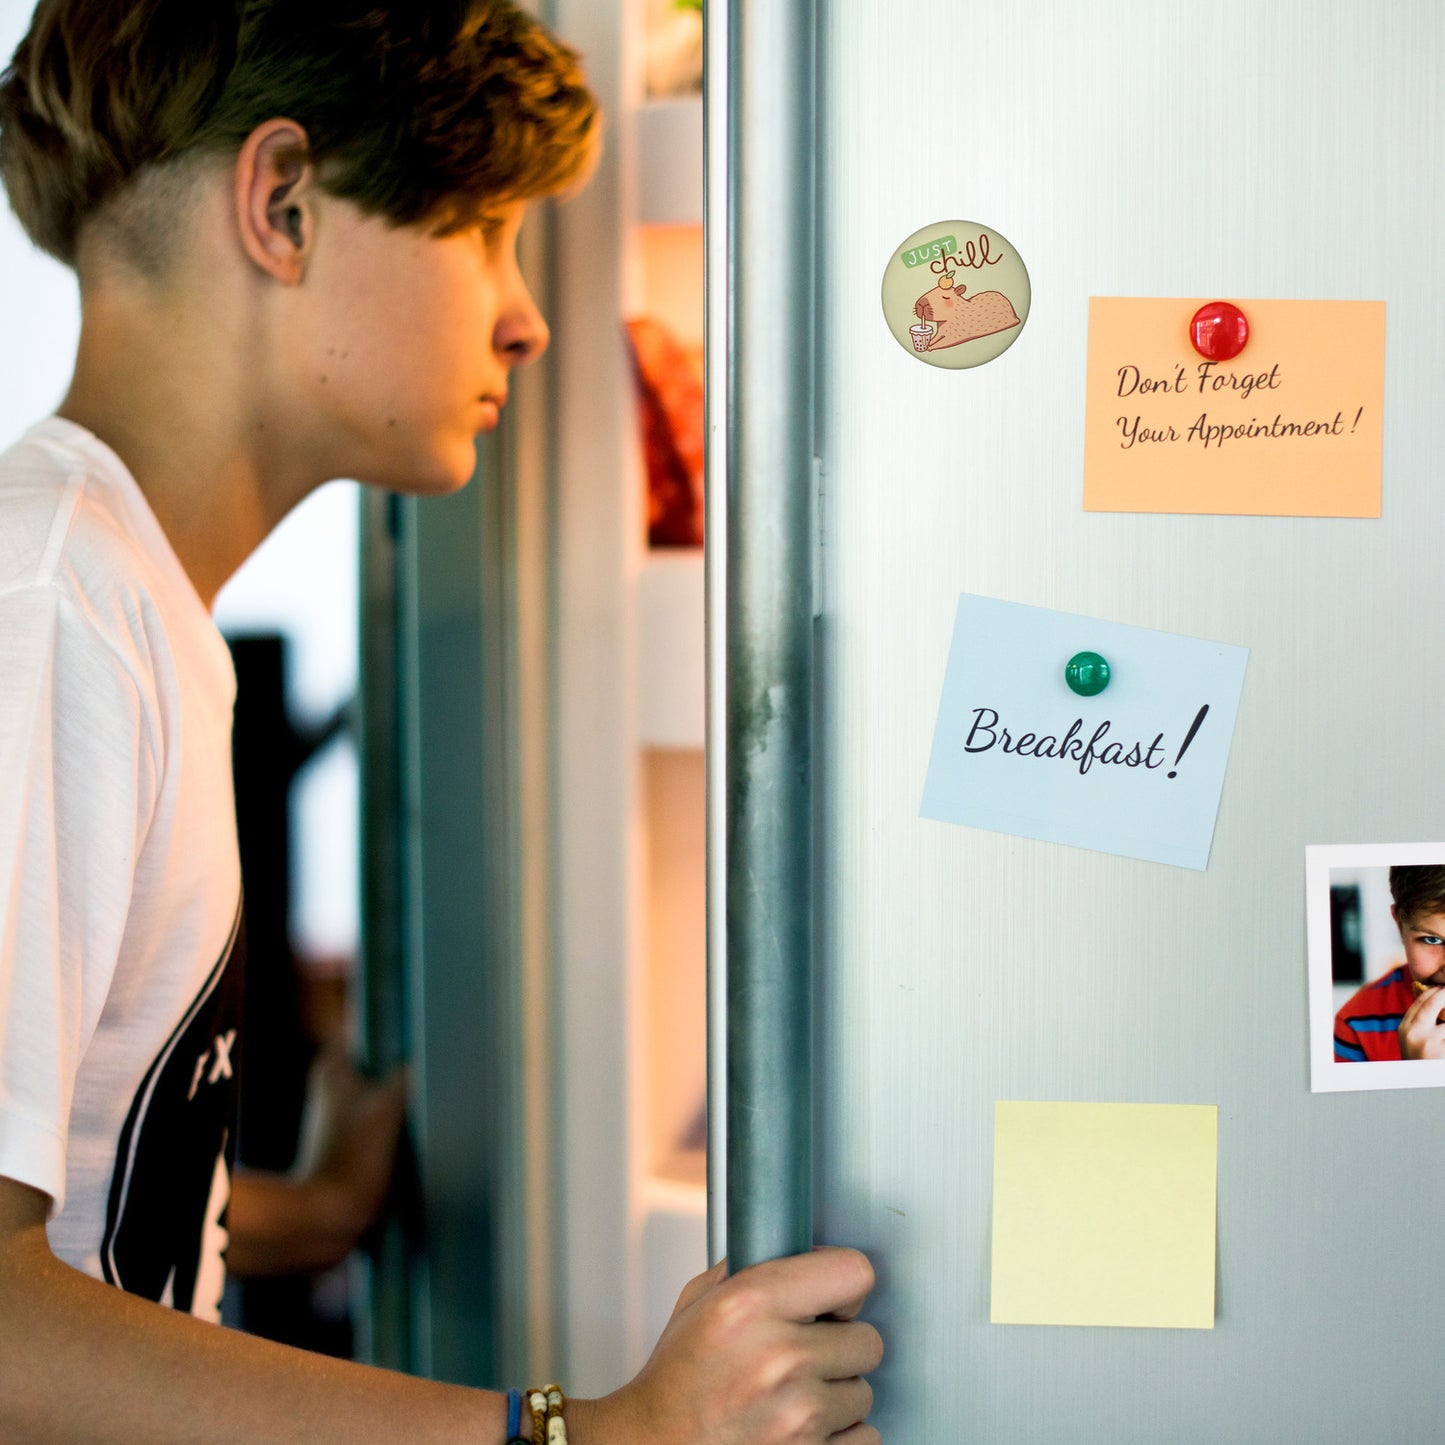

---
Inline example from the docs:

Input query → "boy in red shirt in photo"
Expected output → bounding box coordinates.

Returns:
[1334,864,1445,1062]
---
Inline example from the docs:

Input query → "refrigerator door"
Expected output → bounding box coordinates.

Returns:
[809,4,1444,1439]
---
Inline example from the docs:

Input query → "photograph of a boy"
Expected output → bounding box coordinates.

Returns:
[1333,864,1445,1063]
[0,2,881,1441]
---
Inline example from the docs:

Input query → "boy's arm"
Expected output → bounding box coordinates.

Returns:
[0,1176,506,1444]
[1332,1018,1367,1061]
[226,1053,409,1278]
[1332,997,1368,1062]
[0,1174,882,1444]
[224,1170,375,1278]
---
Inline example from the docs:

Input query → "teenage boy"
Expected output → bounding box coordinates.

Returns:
[0,2,883,1441]
[1334,864,1445,1062]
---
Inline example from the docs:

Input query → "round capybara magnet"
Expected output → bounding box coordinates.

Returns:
[882,220,1030,369]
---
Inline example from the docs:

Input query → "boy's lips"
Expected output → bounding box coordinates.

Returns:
[476,393,506,432]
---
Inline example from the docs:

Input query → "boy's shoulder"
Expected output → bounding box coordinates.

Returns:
[1337,964,1412,1021]
[0,417,145,597]
[0,417,230,699]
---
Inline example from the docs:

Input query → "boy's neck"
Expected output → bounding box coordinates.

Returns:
[57,275,327,612]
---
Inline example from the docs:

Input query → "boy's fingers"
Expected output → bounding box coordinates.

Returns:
[375,1067,409,1114]
[827,1425,882,1445]
[1402,986,1445,1029]
[673,1256,728,1316]
[730,1246,875,1324]
[811,1318,885,1380]
[810,1245,875,1322]
[1428,986,1445,1027]
[817,1376,874,1438]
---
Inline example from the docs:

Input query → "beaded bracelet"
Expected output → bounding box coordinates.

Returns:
[526,1383,568,1445]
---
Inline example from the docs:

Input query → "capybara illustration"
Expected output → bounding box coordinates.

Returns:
[914,277,1021,351]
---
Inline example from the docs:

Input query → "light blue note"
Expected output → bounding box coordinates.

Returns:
[920,595,1249,869]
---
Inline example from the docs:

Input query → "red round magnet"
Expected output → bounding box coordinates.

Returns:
[1189,301,1249,361]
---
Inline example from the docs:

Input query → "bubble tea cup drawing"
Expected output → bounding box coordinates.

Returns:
[883,220,1032,370]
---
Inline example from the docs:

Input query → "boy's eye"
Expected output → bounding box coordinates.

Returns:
[1417,935,1444,946]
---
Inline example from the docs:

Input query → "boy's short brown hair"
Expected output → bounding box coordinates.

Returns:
[0,0,599,272]
[1389,865,1445,927]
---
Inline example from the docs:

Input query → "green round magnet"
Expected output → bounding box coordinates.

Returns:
[1065,651,1111,697]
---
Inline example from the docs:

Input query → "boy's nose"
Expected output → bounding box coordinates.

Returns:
[497,286,550,369]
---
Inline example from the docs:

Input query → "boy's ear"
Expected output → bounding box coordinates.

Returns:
[234,119,316,283]
[1391,904,1401,931]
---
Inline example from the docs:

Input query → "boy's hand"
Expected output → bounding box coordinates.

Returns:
[573,1247,883,1445]
[1399,986,1445,1059]
[292,1047,409,1227]
[226,1049,408,1277]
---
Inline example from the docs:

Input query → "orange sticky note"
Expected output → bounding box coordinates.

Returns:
[1083,297,1385,517]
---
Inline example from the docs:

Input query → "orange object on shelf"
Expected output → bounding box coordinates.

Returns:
[626,316,704,548]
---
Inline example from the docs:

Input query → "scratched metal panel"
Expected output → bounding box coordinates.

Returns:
[813,2,1445,1439]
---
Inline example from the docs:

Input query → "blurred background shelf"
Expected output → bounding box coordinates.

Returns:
[637,97,704,226]
[639,1176,708,1357]
[549,0,708,1390]
[638,549,705,749]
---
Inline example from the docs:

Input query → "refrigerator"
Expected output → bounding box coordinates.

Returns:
[361,1,1444,1436]
[718,1,1445,1440]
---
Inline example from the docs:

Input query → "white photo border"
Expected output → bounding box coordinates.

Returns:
[1306,842,1445,1093]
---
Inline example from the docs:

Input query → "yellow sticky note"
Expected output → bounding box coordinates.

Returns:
[1083,297,1384,516]
[991,1101,1218,1330]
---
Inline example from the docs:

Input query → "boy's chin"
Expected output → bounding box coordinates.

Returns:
[370,437,481,496]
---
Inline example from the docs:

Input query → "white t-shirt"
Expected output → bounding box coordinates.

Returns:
[0,416,243,1321]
